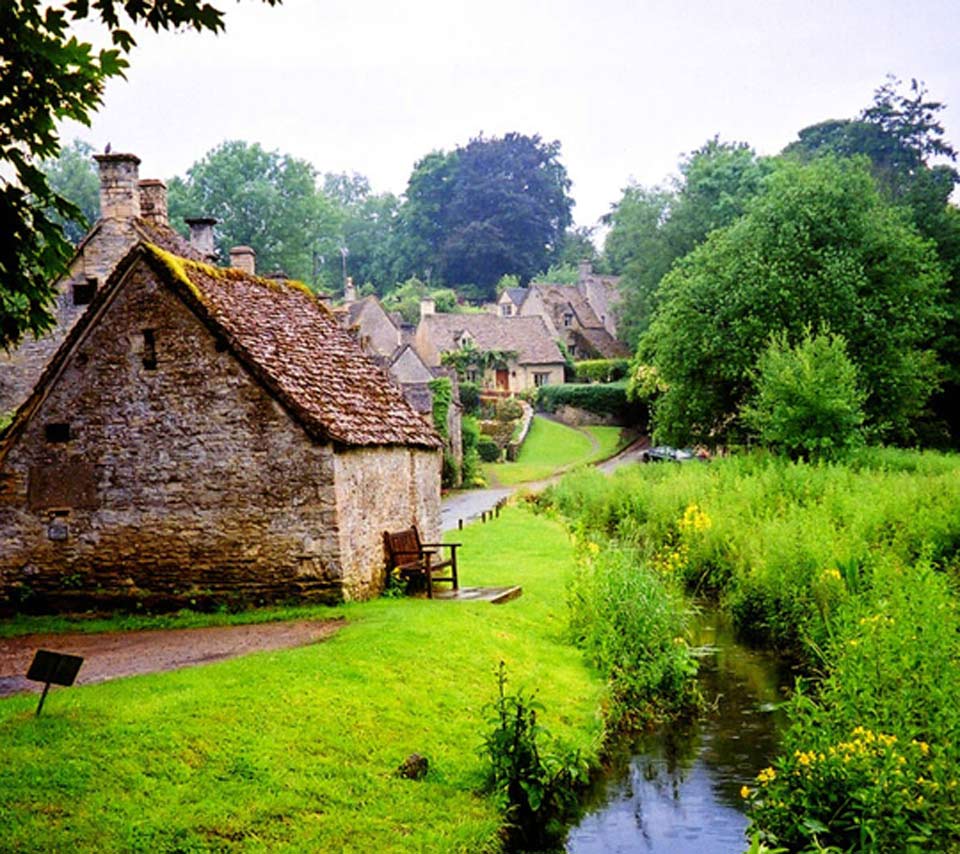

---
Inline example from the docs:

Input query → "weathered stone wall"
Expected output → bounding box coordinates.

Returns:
[0,220,140,417]
[332,446,441,599]
[0,263,345,613]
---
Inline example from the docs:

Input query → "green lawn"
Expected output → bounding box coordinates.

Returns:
[0,507,605,853]
[483,416,627,486]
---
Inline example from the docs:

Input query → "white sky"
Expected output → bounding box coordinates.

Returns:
[61,0,960,231]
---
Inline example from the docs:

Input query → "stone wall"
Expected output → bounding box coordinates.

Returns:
[332,445,441,599]
[0,263,345,613]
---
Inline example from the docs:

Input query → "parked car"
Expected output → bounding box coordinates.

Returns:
[641,445,696,463]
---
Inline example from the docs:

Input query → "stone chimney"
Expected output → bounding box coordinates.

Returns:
[578,259,593,282]
[94,153,141,221]
[420,298,435,321]
[138,179,168,226]
[344,276,357,303]
[185,217,218,262]
[230,245,256,275]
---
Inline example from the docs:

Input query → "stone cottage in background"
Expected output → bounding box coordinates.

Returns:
[337,294,463,480]
[0,237,442,613]
[0,153,216,417]
[414,308,565,394]
[497,261,630,360]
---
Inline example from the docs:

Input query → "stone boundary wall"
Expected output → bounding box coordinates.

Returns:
[552,404,625,427]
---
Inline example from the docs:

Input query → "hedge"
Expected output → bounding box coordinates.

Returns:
[573,358,630,384]
[537,381,647,423]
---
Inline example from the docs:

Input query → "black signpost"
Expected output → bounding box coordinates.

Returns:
[26,650,84,716]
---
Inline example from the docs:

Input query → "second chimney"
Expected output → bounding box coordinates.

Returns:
[138,179,168,226]
[344,276,357,303]
[420,298,435,321]
[186,217,218,262]
[94,153,141,221]
[230,245,256,275]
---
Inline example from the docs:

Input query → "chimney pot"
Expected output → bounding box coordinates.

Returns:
[420,298,435,321]
[185,217,218,262]
[230,245,256,275]
[94,152,141,221]
[138,179,168,226]
[344,276,357,303]
[578,259,593,281]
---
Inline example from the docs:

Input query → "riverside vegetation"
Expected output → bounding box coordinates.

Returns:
[543,448,960,852]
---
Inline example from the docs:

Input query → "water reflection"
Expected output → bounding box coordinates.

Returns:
[566,610,793,854]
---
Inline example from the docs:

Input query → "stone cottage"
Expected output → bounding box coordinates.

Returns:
[0,153,212,417]
[0,242,442,613]
[496,261,630,360]
[414,311,565,393]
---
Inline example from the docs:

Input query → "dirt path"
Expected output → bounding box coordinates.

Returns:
[0,618,343,698]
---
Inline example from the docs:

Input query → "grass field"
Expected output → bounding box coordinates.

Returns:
[482,417,627,486]
[0,507,605,853]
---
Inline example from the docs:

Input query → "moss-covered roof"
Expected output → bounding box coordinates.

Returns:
[145,245,441,449]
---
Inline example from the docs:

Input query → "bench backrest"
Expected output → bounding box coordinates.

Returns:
[383,526,423,567]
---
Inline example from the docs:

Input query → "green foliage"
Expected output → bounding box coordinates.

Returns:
[574,358,630,384]
[646,156,945,447]
[0,0,278,352]
[167,140,342,288]
[460,415,482,486]
[480,662,588,850]
[458,381,480,415]
[495,273,520,295]
[741,328,865,460]
[532,262,579,285]
[564,538,700,727]
[439,340,517,382]
[537,381,643,423]
[494,397,523,422]
[40,139,100,244]
[747,561,960,851]
[477,434,501,463]
[604,139,770,345]
[397,132,574,298]
[427,376,452,440]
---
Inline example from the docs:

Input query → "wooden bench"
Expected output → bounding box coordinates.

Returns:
[383,525,460,598]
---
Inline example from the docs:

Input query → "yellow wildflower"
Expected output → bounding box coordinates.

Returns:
[740,785,751,799]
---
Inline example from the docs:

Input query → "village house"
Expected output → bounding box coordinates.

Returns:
[414,305,565,394]
[0,153,214,417]
[496,261,630,360]
[337,293,463,478]
[0,159,442,614]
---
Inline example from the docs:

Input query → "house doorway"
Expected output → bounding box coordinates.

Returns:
[496,369,509,391]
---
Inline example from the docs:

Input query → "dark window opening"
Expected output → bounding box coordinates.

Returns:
[215,337,229,353]
[142,329,157,370]
[45,423,71,443]
[73,278,97,306]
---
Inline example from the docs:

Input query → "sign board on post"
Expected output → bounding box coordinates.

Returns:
[26,649,84,716]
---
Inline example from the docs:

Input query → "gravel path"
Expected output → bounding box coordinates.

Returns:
[0,618,343,697]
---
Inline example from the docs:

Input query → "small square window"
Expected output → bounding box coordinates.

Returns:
[45,423,71,443]
[73,278,97,306]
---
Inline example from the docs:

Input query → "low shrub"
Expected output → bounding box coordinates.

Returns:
[477,435,501,463]
[537,381,646,424]
[458,381,481,414]
[574,358,630,384]
[460,416,482,486]
[494,397,523,421]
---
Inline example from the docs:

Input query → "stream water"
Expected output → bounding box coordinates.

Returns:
[565,609,794,854]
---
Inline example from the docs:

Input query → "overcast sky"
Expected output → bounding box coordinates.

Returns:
[62,0,960,231]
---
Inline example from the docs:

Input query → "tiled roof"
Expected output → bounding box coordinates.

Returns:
[574,327,632,359]
[530,284,603,329]
[421,313,563,365]
[503,287,529,306]
[145,247,440,449]
[134,219,206,261]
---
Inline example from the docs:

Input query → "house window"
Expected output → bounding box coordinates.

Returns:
[534,372,550,387]
[563,312,574,327]
[500,304,512,317]
[44,423,71,443]
[466,369,479,383]
[142,329,157,370]
[73,278,97,306]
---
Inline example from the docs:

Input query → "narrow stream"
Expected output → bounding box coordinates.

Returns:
[566,609,794,854]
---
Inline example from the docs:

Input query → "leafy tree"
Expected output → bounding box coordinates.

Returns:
[605,139,770,346]
[0,0,279,352]
[167,141,341,288]
[645,157,945,447]
[741,328,865,460]
[40,139,100,244]
[380,277,459,325]
[397,133,573,298]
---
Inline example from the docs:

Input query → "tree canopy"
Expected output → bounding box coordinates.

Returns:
[168,141,341,288]
[41,139,101,245]
[397,132,574,299]
[644,156,945,447]
[0,0,280,352]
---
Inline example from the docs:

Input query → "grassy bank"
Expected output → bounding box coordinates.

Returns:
[0,507,605,853]
[483,417,626,486]
[544,449,960,851]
